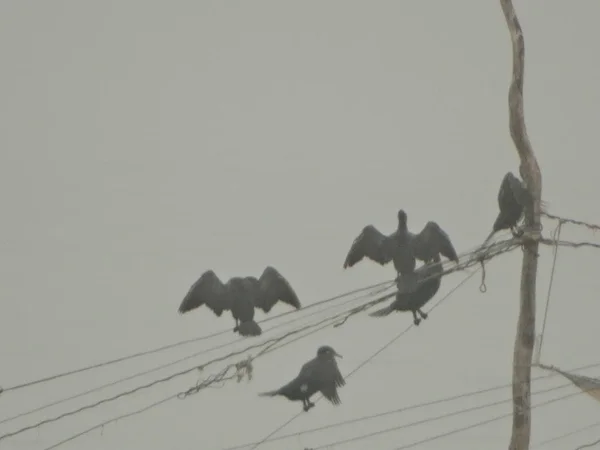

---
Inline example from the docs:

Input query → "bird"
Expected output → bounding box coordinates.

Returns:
[344,209,458,293]
[483,171,535,245]
[369,253,443,325]
[177,266,301,337]
[258,345,345,412]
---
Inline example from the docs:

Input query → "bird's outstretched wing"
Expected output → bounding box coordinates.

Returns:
[343,225,393,269]
[178,270,231,316]
[411,221,458,263]
[253,266,301,313]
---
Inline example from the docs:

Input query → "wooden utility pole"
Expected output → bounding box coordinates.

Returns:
[500,1,543,450]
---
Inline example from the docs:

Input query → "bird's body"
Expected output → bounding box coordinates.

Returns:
[259,345,345,412]
[369,253,443,325]
[344,209,458,293]
[178,266,301,337]
[484,172,532,243]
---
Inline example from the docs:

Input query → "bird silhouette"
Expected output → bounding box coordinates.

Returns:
[178,266,301,337]
[369,253,443,325]
[344,209,457,293]
[483,172,532,244]
[258,345,345,412]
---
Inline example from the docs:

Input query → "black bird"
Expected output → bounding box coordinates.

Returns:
[369,253,443,325]
[483,172,533,244]
[344,209,458,292]
[258,345,345,412]
[178,266,301,337]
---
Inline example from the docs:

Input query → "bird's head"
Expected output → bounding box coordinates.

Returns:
[397,209,407,226]
[317,345,343,360]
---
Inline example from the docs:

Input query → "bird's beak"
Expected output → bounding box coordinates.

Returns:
[334,351,343,359]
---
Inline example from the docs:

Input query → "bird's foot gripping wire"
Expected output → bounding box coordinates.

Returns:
[411,309,428,326]
[511,226,525,239]
[302,400,315,412]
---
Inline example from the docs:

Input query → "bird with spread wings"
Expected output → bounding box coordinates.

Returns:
[344,209,458,293]
[178,266,301,337]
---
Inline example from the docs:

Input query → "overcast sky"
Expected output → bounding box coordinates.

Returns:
[1,1,600,449]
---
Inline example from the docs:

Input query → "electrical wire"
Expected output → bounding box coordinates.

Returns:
[37,262,486,450]
[2,235,519,433]
[0,282,400,443]
[39,305,371,450]
[533,421,600,448]
[575,438,600,450]
[247,268,480,450]
[223,360,600,449]
[0,280,394,426]
[308,383,599,449]
[19,226,598,449]
[537,220,562,363]
[0,278,393,396]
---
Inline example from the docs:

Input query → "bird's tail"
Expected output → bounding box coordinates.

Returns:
[258,389,280,397]
[369,304,394,318]
[235,320,262,337]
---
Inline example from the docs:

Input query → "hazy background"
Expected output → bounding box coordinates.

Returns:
[1,1,599,449]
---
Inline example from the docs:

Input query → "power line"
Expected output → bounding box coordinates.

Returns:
[0,286,398,443]
[0,279,393,396]
[533,413,600,448]
[36,263,486,450]
[0,236,525,446]
[3,234,519,431]
[538,220,562,362]
[575,438,600,450]
[309,382,573,449]
[22,229,598,449]
[247,268,480,450]
[542,212,600,232]
[223,360,600,449]
[309,382,599,449]
[39,309,367,450]
[0,280,393,426]
[534,422,600,448]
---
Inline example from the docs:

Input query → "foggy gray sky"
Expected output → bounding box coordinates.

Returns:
[1,1,600,449]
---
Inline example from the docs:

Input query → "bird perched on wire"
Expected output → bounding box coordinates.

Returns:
[369,253,443,325]
[483,171,534,244]
[344,209,458,293]
[178,266,301,337]
[258,345,345,412]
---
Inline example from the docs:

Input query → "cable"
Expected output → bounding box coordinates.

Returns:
[36,264,486,450]
[0,279,393,396]
[247,268,480,450]
[0,280,393,426]
[542,212,600,232]
[537,220,562,363]
[0,214,587,398]
[1,237,520,445]
[223,359,600,449]
[533,422,600,448]
[0,285,396,443]
[42,359,600,450]
[309,382,573,449]
[309,382,599,449]
[38,303,369,450]
[575,438,600,450]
